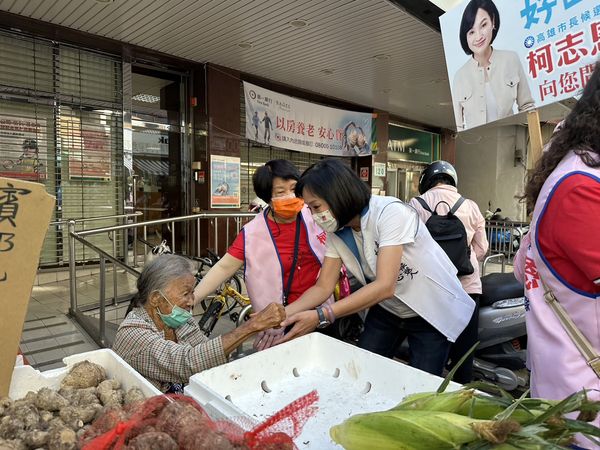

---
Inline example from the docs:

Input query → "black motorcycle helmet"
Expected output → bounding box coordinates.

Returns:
[418,160,458,194]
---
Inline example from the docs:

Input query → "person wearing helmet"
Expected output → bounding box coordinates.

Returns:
[409,160,488,383]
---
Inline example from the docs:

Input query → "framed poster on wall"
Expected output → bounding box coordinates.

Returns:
[210,155,241,209]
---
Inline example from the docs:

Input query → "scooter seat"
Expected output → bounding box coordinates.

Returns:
[480,272,524,307]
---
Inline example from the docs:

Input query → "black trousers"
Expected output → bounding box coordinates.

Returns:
[447,294,480,384]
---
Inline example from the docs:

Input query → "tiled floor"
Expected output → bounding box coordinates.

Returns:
[20,268,141,371]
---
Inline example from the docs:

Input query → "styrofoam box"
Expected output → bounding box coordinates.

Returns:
[186,333,461,450]
[9,349,161,400]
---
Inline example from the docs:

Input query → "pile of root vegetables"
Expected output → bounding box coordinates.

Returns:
[1,360,298,450]
[0,361,145,450]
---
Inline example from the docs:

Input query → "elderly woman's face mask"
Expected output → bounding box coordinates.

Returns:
[156,290,193,329]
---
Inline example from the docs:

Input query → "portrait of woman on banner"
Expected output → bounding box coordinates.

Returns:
[452,0,535,131]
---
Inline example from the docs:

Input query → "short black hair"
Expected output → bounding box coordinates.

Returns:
[459,0,500,55]
[252,159,300,204]
[296,159,370,229]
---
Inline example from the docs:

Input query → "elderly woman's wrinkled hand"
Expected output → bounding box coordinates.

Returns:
[251,302,286,332]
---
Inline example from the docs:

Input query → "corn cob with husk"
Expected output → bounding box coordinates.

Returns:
[331,344,600,450]
[329,410,522,450]
[391,389,554,423]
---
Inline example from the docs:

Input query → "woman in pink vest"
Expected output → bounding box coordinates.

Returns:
[514,63,600,447]
[194,160,330,350]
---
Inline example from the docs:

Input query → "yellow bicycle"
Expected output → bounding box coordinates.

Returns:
[197,281,252,336]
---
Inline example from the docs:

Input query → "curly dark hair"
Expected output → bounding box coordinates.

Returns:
[523,63,600,213]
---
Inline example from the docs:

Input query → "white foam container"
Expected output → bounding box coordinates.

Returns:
[9,349,161,400]
[185,333,461,449]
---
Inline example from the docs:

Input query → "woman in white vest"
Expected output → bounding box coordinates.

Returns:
[277,159,474,375]
[193,160,331,351]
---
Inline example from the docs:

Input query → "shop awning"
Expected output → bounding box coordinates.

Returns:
[133,157,169,176]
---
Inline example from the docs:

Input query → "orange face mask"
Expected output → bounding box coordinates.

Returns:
[271,194,304,219]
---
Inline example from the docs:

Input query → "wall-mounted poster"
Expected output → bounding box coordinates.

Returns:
[440,0,599,131]
[0,115,47,182]
[211,155,240,209]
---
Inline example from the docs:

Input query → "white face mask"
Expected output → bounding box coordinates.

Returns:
[312,209,339,233]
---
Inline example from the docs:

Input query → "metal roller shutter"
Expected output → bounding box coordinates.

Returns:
[0,30,124,266]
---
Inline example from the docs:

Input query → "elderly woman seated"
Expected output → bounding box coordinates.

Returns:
[113,254,285,393]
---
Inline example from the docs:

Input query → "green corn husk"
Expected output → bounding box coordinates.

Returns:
[392,389,476,412]
[391,389,550,424]
[330,410,494,450]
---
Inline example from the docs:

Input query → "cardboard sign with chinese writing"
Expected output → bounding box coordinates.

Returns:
[0,177,55,395]
[440,0,598,131]
[244,82,374,157]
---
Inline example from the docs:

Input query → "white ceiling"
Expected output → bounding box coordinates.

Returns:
[0,0,457,128]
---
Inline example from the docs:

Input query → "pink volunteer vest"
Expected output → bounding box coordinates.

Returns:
[517,151,600,445]
[242,205,332,312]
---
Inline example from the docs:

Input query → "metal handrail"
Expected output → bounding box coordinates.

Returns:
[76,212,256,236]
[68,211,256,347]
[482,253,506,276]
[50,211,142,226]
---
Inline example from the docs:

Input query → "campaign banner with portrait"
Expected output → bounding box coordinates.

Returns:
[440,0,599,131]
[0,115,47,181]
[244,81,374,157]
[210,155,240,209]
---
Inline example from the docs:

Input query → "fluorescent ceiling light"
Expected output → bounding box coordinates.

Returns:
[133,94,160,103]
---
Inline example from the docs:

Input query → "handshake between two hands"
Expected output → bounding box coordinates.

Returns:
[249,302,321,351]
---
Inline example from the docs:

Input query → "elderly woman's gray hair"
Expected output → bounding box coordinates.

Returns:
[127,254,194,313]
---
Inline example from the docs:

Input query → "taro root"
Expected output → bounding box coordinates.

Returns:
[3,404,39,431]
[59,387,99,408]
[124,388,145,406]
[23,429,49,448]
[127,431,179,450]
[39,410,54,428]
[96,380,123,407]
[156,401,210,439]
[178,427,234,450]
[0,438,27,450]
[0,416,25,440]
[59,405,100,430]
[60,361,106,389]
[0,398,12,417]
[75,424,91,441]
[34,388,69,412]
[47,427,77,450]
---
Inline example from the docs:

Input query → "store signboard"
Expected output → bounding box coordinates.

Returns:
[0,115,47,182]
[440,0,599,131]
[244,81,374,157]
[211,155,241,209]
[388,125,438,164]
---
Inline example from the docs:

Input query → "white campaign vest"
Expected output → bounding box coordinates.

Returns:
[328,196,474,342]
